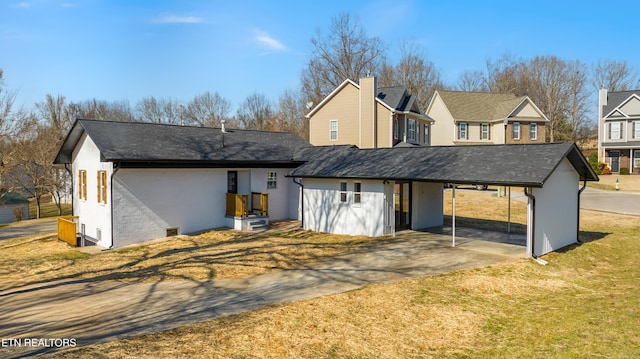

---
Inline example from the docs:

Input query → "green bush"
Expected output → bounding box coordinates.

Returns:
[588,152,604,175]
[620,167,630,175]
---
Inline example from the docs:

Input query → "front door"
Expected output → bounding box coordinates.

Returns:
[610,151,620,172]
[395,181,411,230]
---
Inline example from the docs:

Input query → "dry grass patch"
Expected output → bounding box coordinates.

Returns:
[52,211,640,358]
[0,223,384,291]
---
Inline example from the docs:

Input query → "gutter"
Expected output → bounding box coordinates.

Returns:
[109,162,121,249]
[577,180,587,243]
[292,177,304,229]
[524,187,547,265]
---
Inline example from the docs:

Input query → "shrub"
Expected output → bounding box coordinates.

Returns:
[620,167,630,175]
[588,152,602,175]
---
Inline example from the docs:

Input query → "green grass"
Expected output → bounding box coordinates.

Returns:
[29,202,72,219]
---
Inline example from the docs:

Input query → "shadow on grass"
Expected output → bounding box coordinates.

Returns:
[444,215,527,234]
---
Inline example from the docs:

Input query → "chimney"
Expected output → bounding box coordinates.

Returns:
[359,76,377,148]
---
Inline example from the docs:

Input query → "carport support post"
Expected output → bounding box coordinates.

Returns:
[452,184,456,247]
[507,187,511,234]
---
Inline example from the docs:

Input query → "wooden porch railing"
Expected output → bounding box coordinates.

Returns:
[226,193,248,217]
[57,216,79,246]
[251,192,268,216]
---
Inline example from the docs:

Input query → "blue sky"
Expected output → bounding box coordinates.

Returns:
[2,0,639,112]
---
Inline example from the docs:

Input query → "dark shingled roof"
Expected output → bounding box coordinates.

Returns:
[602,90,640,117]
[0,192,29,205]
[288,142,598,187]
[377,86,419,113]
[55,119,312,166]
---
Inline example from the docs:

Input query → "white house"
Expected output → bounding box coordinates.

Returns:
[55,120,597,258]
[288,143,598,258]
[54,120,310,248]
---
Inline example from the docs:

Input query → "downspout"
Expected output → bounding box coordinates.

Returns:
[577,180,587,243]
[292,177,304,229]
[524,187,547,265]
[109,162,120,249]
[64,163,73,216]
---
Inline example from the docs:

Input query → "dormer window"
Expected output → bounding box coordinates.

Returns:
[408,119,416,141]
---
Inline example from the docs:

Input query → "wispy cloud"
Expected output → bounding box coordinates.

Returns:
[254,30,286,52]
[153,15,203,24]
[13,2,31,8]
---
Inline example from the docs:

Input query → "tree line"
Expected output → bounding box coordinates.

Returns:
[1,13,639,217]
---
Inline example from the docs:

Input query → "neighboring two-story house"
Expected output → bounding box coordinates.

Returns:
[598,89,640,174]
[426,90,549,146]
[306,77,433,148]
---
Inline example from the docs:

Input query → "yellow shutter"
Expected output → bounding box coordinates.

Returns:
[102,171,107,204]
[78,171,82,199]
[83,171,87,199]
[97,172,101,202]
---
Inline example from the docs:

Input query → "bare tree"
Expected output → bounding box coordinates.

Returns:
[565,61,592,142]
[485,54,525,94]
[591,59,639,91]
[37,94,74,140]
[68,98,135,122]
[184,91,232,127]
[378,41,443,111]
[236,93,275,130]
[275,89,306,138]
[301,13,385,107]
[136,96,181,124]
[456,69,488,92]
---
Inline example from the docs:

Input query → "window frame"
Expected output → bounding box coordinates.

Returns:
[353,182,361,205]
[458,122,468,140]
[407,119,416,141]
[339,181,347,202]
[424,123,429,144]
[481,123,490,140]
[634,121,640,139]
[267,171,277,189]
[609,122,621,140]
[512,122,521,140]
[393,118,399,140]
[529,123,538,140]
[97,170,107,204]
[78,170,87,200]
[634,150,640,168]
[329,120,338,141]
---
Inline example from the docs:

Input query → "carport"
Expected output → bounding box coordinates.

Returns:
[288,142,599,258]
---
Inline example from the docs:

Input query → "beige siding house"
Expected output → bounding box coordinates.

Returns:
[307,77,433,148]
[426,90,549,146]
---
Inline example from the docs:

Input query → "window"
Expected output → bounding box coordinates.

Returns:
[353,182,361,204]
[393,118,399,140]
[408,119,416,141]
[458,122,468,140]
[424,124,430,144]
[339,182,347,202]
[227,171,237,194]
[529,123,538,140]
[512,122,521,140]
[97,170,107,204]
[78,170,87,200]
[634,150,640,168]
[329,120,338,141]
[609,122,621,140]
[634,121,640,139]
[481,123,490,140]
[267,171,277,189]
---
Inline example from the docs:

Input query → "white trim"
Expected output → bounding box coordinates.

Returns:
[305,79,359,118]
[602,93,640,119]
[329,119,338,141]
[513,122,521,140]
[505,96,550,122]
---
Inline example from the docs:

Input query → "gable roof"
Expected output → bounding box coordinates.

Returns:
[434,90,540,121]
[305,78,429,119]
[0,192,29,205]
[602,90,640,118]
[54,119,311,166]
[288,142,598,187]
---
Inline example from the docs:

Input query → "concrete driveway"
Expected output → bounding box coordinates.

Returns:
[0,228,524,358]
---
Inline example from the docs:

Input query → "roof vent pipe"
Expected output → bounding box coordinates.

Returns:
[221,119,227,133]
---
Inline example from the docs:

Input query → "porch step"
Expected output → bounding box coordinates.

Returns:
[248,218,268,231]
